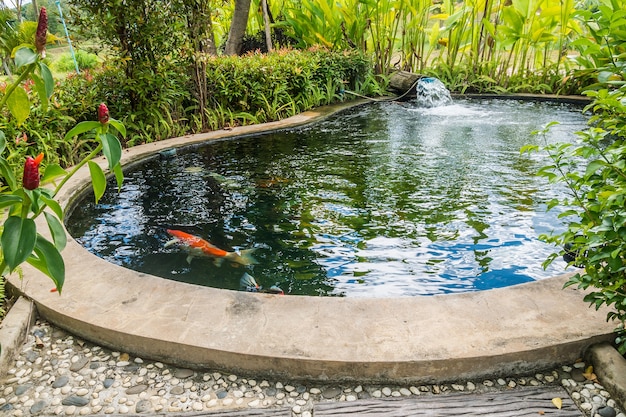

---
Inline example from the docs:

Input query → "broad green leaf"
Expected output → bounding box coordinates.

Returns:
[108,119,127,138]
[40,193,64,221]
[41,164,68,185]
[44,212,67,251]
[100,133,122,170]
[0,194,22,209]
[586,159,606,175]
[31,73,49,113]
[0,158,15,191]
[6,86,30,126]
[38,62,54,98]
[28,235,65,293]
[13,47,37,68]
[0,130,5,154]
[64,121,102,141]
[1,216,37,271]
[113,163,124,191]
[88,161,106,203]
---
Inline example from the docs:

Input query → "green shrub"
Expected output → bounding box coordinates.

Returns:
[522,0,626,355]
[53,50,100,73]
[524,87,626,354]
[1,48,378,165]
[205,48,376,126]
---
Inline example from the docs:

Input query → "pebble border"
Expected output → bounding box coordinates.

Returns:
[0,318,624,417]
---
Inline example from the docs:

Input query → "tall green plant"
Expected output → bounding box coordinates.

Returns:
[0,8,126,292]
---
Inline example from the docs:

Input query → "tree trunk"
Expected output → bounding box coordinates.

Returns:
[261,0,272,52]
[182,0,217,130]
[224,0,251,55]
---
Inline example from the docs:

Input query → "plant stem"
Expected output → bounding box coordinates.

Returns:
[52,144,103,198]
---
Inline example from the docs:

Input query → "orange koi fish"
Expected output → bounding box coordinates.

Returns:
[165,229,257,267]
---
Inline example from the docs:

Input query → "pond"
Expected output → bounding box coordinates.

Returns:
[66,97,588,297]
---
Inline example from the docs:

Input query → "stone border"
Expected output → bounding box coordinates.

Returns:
[0,297,36,380]
[5,96,620,384]
[587,342,626,411]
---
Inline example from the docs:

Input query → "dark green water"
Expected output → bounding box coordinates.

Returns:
[67,98,588,297]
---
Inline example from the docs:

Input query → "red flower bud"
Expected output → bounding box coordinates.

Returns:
[23,153,44,190]
[35,7,48,57]
[98,103,109,124]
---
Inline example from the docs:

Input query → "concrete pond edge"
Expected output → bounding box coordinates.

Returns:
[1,296,626,412]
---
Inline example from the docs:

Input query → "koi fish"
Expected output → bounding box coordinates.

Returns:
[165,229,257,267]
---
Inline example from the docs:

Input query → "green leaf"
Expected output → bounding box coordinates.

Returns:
[113,163,124,191]
[0,157,17,190]
[39,193,64,221]
[13,47,37,68]
[585,159,606,176]
[31,73,49,113]
[100,133,122,170]
[0,194,23,209]
[1,216,37,271]
[44,212,67,251]
[27,235,65,293]
[64,121,102,141]
[6,86,31,126]
[108,119,127,139]
[38,62,54,98]
[41,164,68,185]
[88,161,106,204]
[0,130,5,154]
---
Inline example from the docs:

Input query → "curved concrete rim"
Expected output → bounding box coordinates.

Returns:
[8,95,616,384]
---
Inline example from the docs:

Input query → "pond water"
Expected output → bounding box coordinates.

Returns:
[67,98,588,297]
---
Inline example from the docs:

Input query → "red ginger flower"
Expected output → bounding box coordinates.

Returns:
[23,153,44,190]
[35,7,48,57]
[98,103,109,124]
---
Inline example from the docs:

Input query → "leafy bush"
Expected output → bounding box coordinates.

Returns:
[205,48,376,126]
[522,0,626,354]
[53,49,100,73]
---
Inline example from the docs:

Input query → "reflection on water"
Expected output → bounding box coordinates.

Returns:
[67,98,588,297]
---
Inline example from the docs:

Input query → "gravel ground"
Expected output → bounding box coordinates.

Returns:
[0,318,624,417]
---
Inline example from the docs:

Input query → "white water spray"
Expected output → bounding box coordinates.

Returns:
[414,77,453,107]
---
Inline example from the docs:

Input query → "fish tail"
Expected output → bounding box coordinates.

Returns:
[225,249,258,266]
[238,249,258,265]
